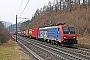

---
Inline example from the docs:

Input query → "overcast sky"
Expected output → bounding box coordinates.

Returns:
[0,0,54,24]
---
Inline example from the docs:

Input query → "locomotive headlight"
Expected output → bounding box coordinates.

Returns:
[73,37,76,38]
[64,37,66,39]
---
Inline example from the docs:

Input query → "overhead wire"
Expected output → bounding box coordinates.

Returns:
[17,0,24,15]
[16,0,30,24]
[19,0,30,17]
[18,18,30,24]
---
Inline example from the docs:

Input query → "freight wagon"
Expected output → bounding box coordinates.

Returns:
[24,28,39,39]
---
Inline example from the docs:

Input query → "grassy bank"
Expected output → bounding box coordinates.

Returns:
[0,41,32,60]
[0,42,20,60]
[75,36,90,49]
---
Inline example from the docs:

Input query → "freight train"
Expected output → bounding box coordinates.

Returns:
[18,25,78,46]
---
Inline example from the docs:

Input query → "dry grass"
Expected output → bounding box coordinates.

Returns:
[0,41,20,60]
[75,36,90,49]
[0,40,32,60]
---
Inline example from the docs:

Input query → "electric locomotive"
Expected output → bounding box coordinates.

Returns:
[38,25,77,46]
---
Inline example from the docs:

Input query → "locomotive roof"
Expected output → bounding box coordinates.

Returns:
[39,25,75,30]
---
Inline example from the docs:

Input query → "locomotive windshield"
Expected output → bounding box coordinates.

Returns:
[63,27,75,34]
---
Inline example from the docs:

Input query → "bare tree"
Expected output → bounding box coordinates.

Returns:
[83,0,85,4]
[48,1,52,12]
[34,9,40,17]
[88,0,90,7]
[56,0,59,10]
[81,0,88,9]
[66,0,72,11]
[59,0,62,9]
[53,0,62,12]
[43,5,47,12]
[74,0,80,9]
[0,22,11,44]
[48,1,53,25]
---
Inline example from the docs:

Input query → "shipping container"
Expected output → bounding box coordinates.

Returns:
[25,29,29,37]
[32,28,39,38]
[29,29,32,38]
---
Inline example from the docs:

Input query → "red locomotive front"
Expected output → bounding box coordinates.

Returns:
[61,26,77,44]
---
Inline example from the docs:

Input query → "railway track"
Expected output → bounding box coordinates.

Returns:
[13,36,90,60]
[12,36,44,60]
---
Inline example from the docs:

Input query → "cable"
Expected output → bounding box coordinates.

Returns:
[17,17,30,24]
[17,0,24,15]
[19,0,30,17]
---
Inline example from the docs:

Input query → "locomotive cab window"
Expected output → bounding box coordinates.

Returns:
[63,27,75,34]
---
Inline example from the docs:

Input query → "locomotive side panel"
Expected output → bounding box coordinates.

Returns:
[38,27,62,42]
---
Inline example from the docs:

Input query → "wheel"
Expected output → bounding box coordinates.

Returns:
[42,39,45,42]
[29,36,32,39]
[51,40,54,45]
[56,41,59,46]
[46,39,49,43]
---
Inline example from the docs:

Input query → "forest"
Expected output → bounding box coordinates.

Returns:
[21,0,90,36]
